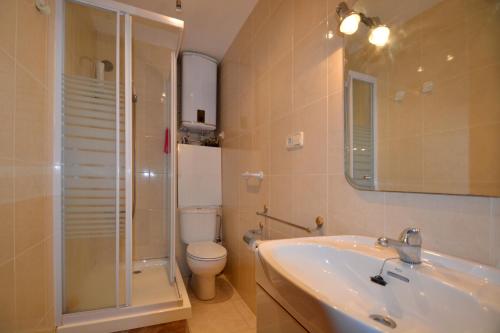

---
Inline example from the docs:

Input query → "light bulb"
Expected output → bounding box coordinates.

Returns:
[340,13,361,35]
[369,25,390,46]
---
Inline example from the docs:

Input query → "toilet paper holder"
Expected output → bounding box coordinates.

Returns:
[241,171,264,181]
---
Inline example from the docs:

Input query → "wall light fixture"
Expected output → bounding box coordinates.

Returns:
[336,2,391,47]
[336,2,361,35]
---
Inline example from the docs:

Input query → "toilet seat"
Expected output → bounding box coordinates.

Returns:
[187,241,227,261]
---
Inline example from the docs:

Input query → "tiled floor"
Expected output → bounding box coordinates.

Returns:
[187,275,256,333]
[123,321,188,333]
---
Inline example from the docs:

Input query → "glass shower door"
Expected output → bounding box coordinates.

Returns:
[130,15,177,285]
[62,1,125,313]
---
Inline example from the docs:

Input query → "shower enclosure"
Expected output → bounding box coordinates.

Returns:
[53,0,188,331]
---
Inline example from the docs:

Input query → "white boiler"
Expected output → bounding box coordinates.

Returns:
[181,52,217,131]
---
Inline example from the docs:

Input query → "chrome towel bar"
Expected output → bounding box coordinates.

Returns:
[256,205,324,233]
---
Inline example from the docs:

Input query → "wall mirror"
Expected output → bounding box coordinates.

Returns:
[343,0,500,197]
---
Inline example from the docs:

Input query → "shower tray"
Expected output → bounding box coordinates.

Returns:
[57,259,191,333]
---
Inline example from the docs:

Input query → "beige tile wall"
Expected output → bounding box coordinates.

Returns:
[219,0,500,314]
[0,0,55,332]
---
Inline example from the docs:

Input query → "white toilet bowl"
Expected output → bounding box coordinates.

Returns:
[186,241,227,300]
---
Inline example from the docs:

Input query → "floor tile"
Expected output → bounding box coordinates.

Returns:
[187,275,256,333]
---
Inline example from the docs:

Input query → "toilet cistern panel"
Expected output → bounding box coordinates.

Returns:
[178,144,221,208]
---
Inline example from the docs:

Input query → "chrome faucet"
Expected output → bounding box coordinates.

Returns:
[376,227,422,264]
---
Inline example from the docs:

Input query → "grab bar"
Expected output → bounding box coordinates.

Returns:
[256,205,324,233]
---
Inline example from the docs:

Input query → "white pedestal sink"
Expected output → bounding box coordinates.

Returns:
[256,236,500,333]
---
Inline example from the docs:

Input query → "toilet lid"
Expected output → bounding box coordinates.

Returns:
[187,241,227,260]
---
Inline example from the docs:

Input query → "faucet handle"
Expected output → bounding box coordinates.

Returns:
[399,227,422,246]
[376,236,389,247]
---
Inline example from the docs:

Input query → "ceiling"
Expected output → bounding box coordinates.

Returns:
[116,0,257,61]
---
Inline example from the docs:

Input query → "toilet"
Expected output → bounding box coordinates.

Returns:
[180,207,227,300]
[178,144,224,300]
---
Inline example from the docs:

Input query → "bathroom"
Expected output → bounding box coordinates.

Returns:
[0,0,499,332]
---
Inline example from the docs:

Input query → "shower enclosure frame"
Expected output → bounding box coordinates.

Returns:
[52,0,184,327]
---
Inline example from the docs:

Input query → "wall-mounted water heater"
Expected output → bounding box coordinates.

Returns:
[181,52,217,131]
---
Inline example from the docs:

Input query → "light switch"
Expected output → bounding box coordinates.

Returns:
[286,132,304,149]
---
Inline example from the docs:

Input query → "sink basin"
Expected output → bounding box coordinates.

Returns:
[256,236,500,333]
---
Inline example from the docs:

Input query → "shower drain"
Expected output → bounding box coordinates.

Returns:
[133,270,142,274]
[369,314,397,329]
